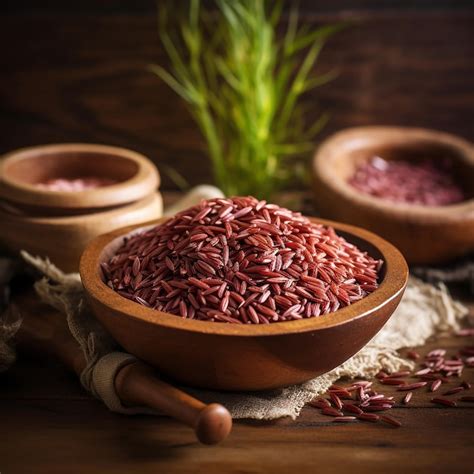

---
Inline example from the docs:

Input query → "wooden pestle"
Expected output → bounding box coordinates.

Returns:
[14,291,232,445]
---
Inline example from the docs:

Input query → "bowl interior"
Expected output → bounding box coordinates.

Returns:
[335,139,474,200]
[83,217,407,337]
[4,149,138,187]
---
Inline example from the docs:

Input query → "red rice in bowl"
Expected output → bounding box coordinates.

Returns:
[349,156,465,206]
[36,177,116,192]
[102,196,383,324]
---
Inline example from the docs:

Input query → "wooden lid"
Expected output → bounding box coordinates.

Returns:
[0,143,160,210]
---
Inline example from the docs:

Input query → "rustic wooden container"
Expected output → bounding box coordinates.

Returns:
[312,126,474,265]
[0,143,163,271]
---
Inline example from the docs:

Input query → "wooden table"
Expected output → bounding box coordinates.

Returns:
[1,309,473,474]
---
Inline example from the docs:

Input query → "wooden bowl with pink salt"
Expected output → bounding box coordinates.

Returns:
[0,143,162,271]
[80,197,408,391]
[312,126,474,265]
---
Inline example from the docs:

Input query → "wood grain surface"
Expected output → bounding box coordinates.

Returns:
[1,1,473,189]
[1,333,472,474]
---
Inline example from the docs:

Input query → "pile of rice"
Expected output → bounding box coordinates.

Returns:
[102,196,382,324]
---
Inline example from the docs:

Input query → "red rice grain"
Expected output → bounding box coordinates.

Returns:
[384,370,412,379]
[357,413,380,422]
[442,387,465,396]
[402,392,413,404]
[407,350,420,360]
[380,378,407,386]
[343,404,363,415]
[332,416,357,423]
[379,415,402,427]
[322,407,344,417]
[309,398,331,409]
[431,398,457,407]
[396,382,427,391]
[330,392,344,410]
[330,389,353,399]
[105,196,382,324]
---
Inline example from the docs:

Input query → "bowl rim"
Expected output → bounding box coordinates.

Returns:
[0,143,160,209]
[313,126,474,221]
[80,216,409,337]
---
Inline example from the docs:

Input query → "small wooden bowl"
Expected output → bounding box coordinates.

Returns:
[312,126,474,265]
[0,143,159,211]
[80,217,408,391]
[0,143,163,271]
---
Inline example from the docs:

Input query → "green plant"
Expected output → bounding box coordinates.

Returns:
[151,0,341,199]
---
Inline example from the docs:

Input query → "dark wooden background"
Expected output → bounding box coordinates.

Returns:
[2,0,473,190]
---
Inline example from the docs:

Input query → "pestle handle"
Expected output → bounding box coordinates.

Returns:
[115,361,232,445]
[14,292,232,444]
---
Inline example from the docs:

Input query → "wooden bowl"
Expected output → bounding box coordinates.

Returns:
[312,126,474,265]
[0,193,163,273]
[80,217,408,391]
[0,143,159,211]
[0,143,163,271]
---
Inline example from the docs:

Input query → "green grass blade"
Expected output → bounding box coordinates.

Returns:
[148,64,194,102]
[287,23,346,56]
